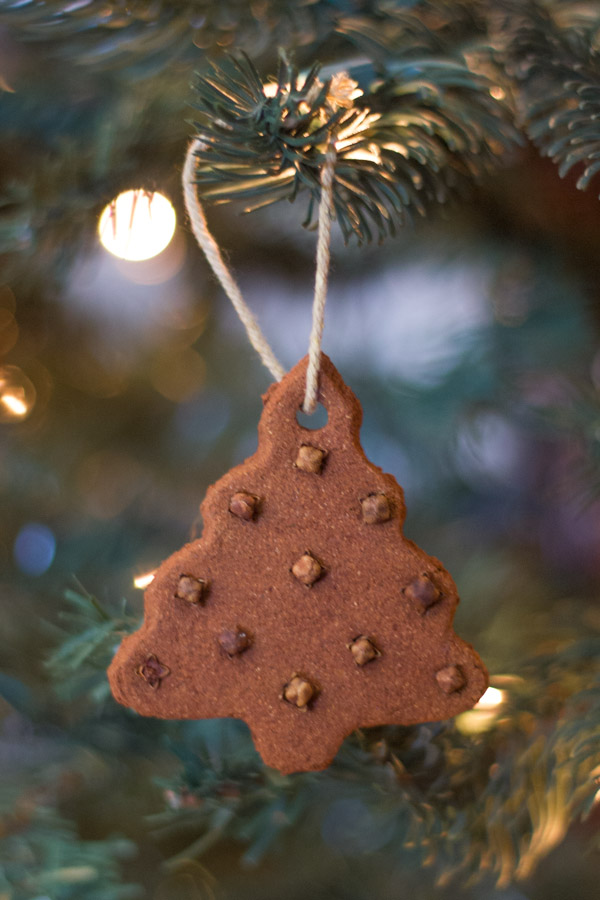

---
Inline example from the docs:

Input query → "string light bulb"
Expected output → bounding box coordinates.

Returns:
[2,393,27,416]
[0,365,36,422]
[98,190,176,262]
[134,571,156,589]
[455,685,507,735]
[474,686,505,710]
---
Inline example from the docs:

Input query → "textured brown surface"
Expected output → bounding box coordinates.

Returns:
[108,354,488,773]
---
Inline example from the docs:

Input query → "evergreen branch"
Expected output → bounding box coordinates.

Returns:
[0,0,341,72]
[45,586,140,704]
[0,63,190,273]
[191,52,519,243]
[151,643,600,884]
[334,1,490,62]
[0,785,141,900]
[0,0,494,78]
[44,590,600,884]
[505,0,600,196]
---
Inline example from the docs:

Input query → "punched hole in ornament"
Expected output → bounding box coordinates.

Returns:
[296,402,328,431]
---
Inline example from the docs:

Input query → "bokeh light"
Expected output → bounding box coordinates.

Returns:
[98,189,176,261]
[236,259,492,387]
[0,365,36,422]
[149,347,206,402]
[76,450,150,520]
[134,571,155,589]
[474,686,506,710]
[456,685,508,734]
[13,523,56,576]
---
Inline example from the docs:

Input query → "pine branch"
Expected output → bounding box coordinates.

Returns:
[505,0,600,196]
[44,567,600,882]
[0,60,190,275]
[191,51,519,243]
[0,0,341,72]
[0,785,141,900]
[334,1,490,62]
[143,642,600,884]
[3,1,600,268]
[45,585,140,704]
[0,0,494,77]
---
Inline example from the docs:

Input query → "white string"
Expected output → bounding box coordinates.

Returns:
[182,139,285,382]
[182,138,336,412]
[303,143,336,414]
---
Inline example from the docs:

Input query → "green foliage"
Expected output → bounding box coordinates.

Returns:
[3,1,600,261]
[2,3,600,897]
[146,654,600,885]
[0,65,191,282]
[191,51,518,242]
[46,584,139,704]
[45,589,600,888]
[151,720,304,868]
[0,0,342,72]
[506,1,600,196]
[0,787,141,900]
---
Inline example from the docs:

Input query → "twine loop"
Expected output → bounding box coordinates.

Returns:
[182,138,336,414]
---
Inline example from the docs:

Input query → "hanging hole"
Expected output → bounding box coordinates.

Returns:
[296,402,328,431]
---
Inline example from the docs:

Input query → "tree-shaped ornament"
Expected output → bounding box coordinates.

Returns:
[109,353,488,773]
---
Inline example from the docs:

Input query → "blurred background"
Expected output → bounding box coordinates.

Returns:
[1,2,600,899]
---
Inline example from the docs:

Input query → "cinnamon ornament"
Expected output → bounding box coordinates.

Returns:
[108,355,488,773]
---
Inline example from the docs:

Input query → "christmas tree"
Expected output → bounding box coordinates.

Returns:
[1,2,600,898]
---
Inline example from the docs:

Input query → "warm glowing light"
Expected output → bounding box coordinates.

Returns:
[474,686,506,710]
[0,366,36,422]
[490,86,506,100]
[98,190,176,262]
[134,571,156,589]
[456,686,507,734]
[334,110,381,150]
[327,72,363,108]
[1,392,28,416]
[455,709,498,735]
[0,74,15,94]
[262,70,362,109]
[343,144,382,164]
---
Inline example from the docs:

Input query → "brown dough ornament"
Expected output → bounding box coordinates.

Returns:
[108,354,488,773]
